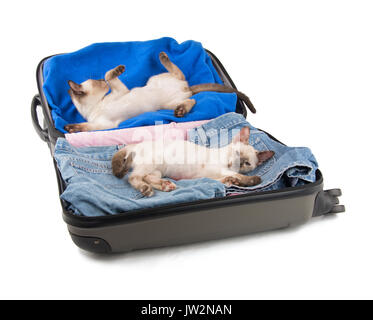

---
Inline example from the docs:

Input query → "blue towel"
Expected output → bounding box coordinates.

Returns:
[42,37,237,133]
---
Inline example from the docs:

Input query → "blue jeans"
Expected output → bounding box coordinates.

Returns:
[188,112,318,194]
[54,112,318,216]
[54,139,226,217]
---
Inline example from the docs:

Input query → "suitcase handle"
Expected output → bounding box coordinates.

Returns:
[31,94,49,143]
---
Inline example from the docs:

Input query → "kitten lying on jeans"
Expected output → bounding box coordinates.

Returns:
[65,52,255,133]
[112,126,274,197]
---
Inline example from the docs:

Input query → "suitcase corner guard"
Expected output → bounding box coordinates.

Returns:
[69,232,112,254]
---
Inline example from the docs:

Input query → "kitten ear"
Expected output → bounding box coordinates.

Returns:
[233,126,251,144]
[257,151,275,165]
[68,80,85,95]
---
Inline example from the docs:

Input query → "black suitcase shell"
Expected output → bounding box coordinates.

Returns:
[31,49,345,253]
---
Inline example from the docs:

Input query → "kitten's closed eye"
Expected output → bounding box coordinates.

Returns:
[244,160,251,166]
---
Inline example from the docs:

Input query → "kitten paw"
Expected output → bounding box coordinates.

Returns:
[65,123,89,133]
[174,105,187,117]
[159,52,169,62]
[161,180,177,192]
[251,176,261,186]
[222,176,240,187]
[106,65,125,80]
[242,175,261,186]
[140,184,154,197]
[114,65,125,76]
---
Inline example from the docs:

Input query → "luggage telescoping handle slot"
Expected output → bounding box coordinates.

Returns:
[313,189,345,217]
[31,94,49,143]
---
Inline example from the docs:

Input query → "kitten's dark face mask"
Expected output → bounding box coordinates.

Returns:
[231,126,275,173]
[68,79,109,105]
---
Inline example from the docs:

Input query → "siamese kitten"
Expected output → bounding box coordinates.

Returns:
[112,126,274,197]
[65,52,256,133]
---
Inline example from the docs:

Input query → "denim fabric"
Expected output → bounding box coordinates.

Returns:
[54,112,318,216]
[54,138,226,217]
[188,113,318,194]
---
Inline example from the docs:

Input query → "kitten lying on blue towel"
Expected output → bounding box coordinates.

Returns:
[65,52,255,133]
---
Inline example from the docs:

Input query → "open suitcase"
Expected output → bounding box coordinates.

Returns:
[31,44,345,254]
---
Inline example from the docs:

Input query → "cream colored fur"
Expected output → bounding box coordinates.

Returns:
[112,127,275,197]
[65,52,194,132]
[65,51,256,132]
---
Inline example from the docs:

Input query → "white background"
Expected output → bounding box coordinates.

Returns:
[0,0,372,300]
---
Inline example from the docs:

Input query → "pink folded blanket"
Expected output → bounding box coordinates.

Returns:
[65,120,210,147]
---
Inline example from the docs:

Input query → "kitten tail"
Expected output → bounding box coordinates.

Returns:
[190,83,256,114]
[112,148,135,178]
